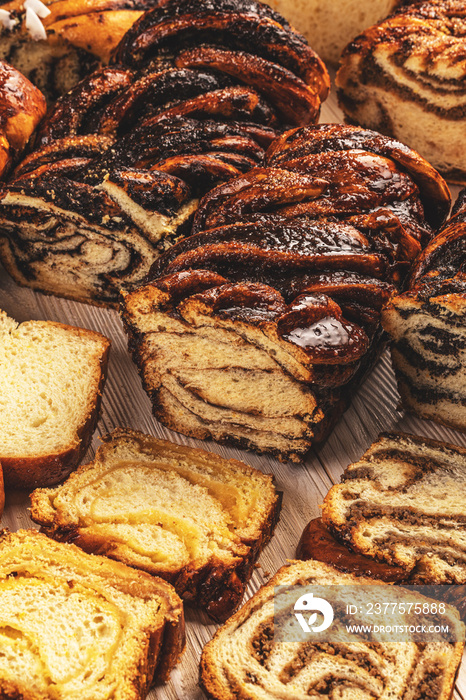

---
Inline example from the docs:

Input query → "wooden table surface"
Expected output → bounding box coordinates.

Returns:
[0,87,464,700]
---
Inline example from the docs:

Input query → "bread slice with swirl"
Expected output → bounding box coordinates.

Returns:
[0,528,184,700]
[200,559,465,700]
[322,432,466,584]
[336,0,466,184]
[30,428,281,621]
[382,190,466,432]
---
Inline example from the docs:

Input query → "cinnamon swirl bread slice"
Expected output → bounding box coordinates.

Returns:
[200,559,465,700]
[30,428,281,621]
[336,0,466,184]
[0,528,184,700]
[322,432,466,584]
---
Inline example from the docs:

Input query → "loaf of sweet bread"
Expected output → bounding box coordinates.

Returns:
[0,309,110,488]
[200,558,465,700]
[0,528,184,700]
[336,0,466,184]
[121,123,450,461]
[0,0,329,306]
[30,427,281,621]
[321,432,466,584]
[382,190,466,431]
[0,0,152,102]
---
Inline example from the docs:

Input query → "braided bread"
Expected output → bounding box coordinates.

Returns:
[0,59,45,178]
[383,189,466,432]
[0,0,329,307]
[121,123,450,461]
[200,559,465,700]
[336,0,466,184]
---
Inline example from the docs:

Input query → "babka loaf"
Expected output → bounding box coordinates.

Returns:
[264,0,403,66]
[382,190,466,431]
[0,0,153,102]
[0,309,110,488]
[0,528,184,700]
[30,427,281,621]
[0,0,329,306]
[322,432,466,584]
[200,559,465,700]
[121,123,450,461]
[0,59,45,178]
[336,0,466,184]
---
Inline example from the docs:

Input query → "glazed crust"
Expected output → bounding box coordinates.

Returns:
[0,61,46,178]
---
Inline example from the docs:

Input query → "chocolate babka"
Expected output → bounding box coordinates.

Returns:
[200,559,465,700]
[336,0,466,184]
[121,124,450,461]
[0,0,329,306]
[383,190,466,432]
[322,432,466,585]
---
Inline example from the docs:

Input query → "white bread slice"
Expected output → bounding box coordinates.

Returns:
[0,310,110,488]
[0,528,184,700]
[200,559,465,700]
[322,432,466,583]
[30,428,281,621]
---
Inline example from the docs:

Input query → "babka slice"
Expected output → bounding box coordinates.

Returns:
[322,432,466,584]
[30,428,281,621]
[200,559,465,700]
[336,0,466,184]
[121,124,450,461]
[382,190,466,432]
[0,528,184,700]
